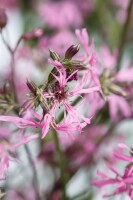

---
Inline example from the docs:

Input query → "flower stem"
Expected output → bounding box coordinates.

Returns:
[0,29,21,104]
[116,0,133,71]
[52,128,68,200]
[24,143,41,200]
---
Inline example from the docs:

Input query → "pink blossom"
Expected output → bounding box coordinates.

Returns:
[75,28,97,66]
[0,130,38,180]
[108,94,132,120]
[54,114,86,140]
[45,60,99,126]
[92,144,133,199]
[92,165,133,198]
[75,28,101,98]
[99,45,117,69]
[116,67,133,82]
[114,143,133,163]
[85,43,133,119]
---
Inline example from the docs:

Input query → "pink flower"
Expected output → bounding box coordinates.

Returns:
[99,45,117,69]
[92,166,133,198]
[45,60,99,126]
[0,129,38,180]
[85,44,133,119]
[108,94,132,120]
[116,67,133,82]
[75,28,102,97]
[114,143,133,163]
[92,144,133,199]
[75,28,97,67]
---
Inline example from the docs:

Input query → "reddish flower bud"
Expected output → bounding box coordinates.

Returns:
[65,44,80,59]
[0,8,8,29]
[22,29,43,40]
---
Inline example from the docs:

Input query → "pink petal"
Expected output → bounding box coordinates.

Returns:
[0,116,37,128]
[114,152,133,162]
[41,114,51,138]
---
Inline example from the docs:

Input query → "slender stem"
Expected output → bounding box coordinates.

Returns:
[24,143,41,200]
[116,0,133,71]
[10,52,19,103]
[0,29,21,103]
[52,128,68,200]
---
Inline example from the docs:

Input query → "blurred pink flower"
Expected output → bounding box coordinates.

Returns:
[108,94,132,120]
[39,30,75,56]
[75,28,101,93]
[112,0,130,23]
[0,0,18,10]
[66,0,94,15]
[38,1,83,29]
[99,45,117,69]
[0,127,38,180]
[92,143,133,198]
[6,188,36,200]
[115,143,133,163]
[84,44,133,119]
[116,67,133,82]
[92,165,133,198]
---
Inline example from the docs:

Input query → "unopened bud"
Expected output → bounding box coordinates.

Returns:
[26,79,37,94]
[22,29,43,40]
[0,8,7,29]
[65,44,80,59]
[109,84,127,97]
[49,49,60,61]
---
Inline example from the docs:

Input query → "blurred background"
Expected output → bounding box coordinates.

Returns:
[0,0,133,199]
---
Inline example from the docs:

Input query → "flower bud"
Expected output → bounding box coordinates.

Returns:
[0,8,8,29]
[49,49,60,61]
[26,79,37,94]
[22,29,43,40]
[109,84,127,97]
[65,44,80,59]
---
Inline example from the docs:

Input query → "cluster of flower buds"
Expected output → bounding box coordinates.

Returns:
[48,44,83,84]
[99,68,127,97]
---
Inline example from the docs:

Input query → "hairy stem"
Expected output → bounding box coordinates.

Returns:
[52,128,68,200]
[116,0,133,71]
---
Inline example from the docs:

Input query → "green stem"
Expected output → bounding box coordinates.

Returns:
[116,0,133,71]
[52,128,68,200]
